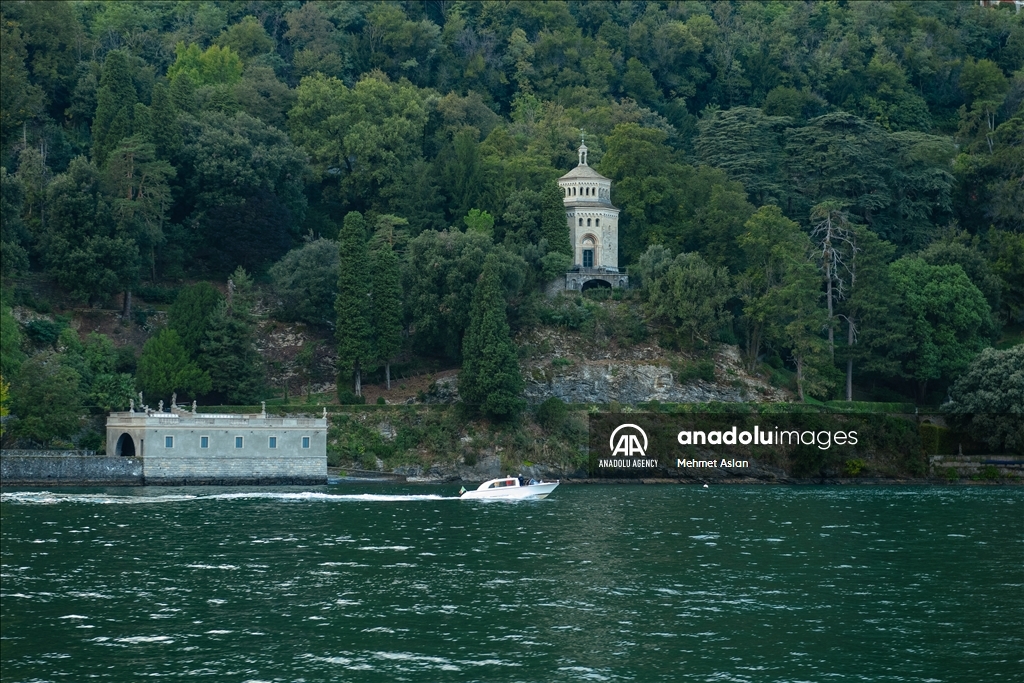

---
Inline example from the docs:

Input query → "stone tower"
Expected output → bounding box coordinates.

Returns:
[557,138,628,291]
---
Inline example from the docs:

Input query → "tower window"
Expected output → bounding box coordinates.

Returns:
[579,218,583,226]
[587,218,591,226]
[595,218,600,227]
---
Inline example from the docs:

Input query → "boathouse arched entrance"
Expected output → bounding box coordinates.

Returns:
[115,433,136,457]
[581,278,612,292]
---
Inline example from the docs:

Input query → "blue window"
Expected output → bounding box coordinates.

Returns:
[583,249,594,268]
[269,436,277,449]
[235,436,244,449]
[302,436,310,449]
[200,436,209,449]
[165,435,174,448]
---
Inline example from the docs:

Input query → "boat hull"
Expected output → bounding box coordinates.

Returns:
[460,482,559,500]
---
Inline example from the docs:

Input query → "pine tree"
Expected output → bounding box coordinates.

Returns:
[370,233,402,390]
[168,283,223,357]
[136,329,210,400]
[459,251,524,419]
[198,268,264,405]
[92,51,138,166]
[335,212,372,397]
[739,205,831,401]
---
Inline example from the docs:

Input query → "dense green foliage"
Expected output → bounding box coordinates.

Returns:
[137,328,211,400]
[459,251,525,419]
[947,345,1024,451]
[0,1,1019,445]
[335,211,372,396]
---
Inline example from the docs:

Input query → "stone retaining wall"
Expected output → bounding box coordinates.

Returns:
[1,453,143,486]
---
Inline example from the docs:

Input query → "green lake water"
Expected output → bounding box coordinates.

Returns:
[1,484,1021,682]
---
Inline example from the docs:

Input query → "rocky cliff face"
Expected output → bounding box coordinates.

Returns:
[518,329,789,405]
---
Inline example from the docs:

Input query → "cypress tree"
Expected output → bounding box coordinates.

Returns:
[335,212,372,397]
[540,183,572,257]
[148,82,181,161]
[370,234,402,390]
[459,251,524,419]
[92,51,138,166]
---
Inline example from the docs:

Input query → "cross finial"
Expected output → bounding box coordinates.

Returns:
[578,128,588,166]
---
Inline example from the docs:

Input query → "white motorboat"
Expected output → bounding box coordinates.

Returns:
[459,475,559,500]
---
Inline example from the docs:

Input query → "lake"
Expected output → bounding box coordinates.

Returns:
[1,484,1021,682]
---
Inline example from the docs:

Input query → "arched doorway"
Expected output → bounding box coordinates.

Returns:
[115,433,136,457]
[581,279,612,292]
[580,234,599,269]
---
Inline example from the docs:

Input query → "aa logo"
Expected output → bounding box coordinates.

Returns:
[609,424,648,457]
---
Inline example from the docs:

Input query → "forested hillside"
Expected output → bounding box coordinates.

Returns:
[1,1,1021,449]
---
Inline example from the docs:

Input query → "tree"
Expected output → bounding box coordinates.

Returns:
[289,72,429,214]
[738,206,830,400]
[0,15,43,150]
[88,372,135,412]
[986,229,1024,326]
[917,233,1002,318]
[284,2,350,81]
[177,111,308,275]
[403,229,493,360]
[268,238,339,328]
[463,208,495,237]
[888,257,992,401]
[42,157,139,304]
[168,283,223,358]
[459,251,525,419]
[636,244,674,292]
[946,345,1024,453]
[0,167,29,275]
[92,51,138,166]
[9,351,82,444]
[370,234,403,390]
[198,268,264,404]
[147,82,181,162]
[0,302,24,379]
[837,226,898,401]
[648,252,732,346]
[215,16,274,62]
[809,201,855,360]
[167,42,243,86]
[958,58,1009,155]
[137,328,211,400]
[696,106,792,208]
[102,135,175,310]
[335,212,373,397]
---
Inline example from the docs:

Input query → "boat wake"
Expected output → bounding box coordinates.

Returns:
[0,491,460,505]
